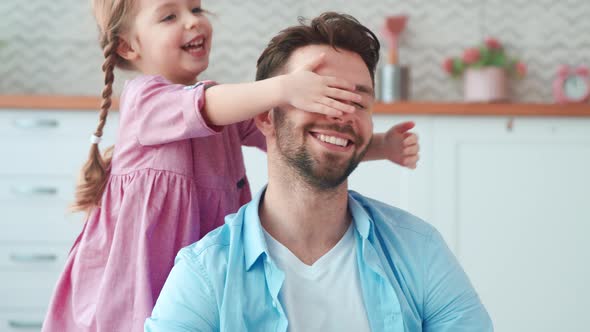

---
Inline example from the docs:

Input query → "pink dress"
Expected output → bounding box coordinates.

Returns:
[42,75,266,332]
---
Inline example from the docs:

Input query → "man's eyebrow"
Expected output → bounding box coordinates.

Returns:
[355,84,374,96]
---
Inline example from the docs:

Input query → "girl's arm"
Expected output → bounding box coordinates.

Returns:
[203,53,362,126]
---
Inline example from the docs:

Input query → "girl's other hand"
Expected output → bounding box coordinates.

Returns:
[384,121,420,169]
[282,53,362,117]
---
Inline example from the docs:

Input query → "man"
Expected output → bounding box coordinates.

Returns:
[145,12,493,332]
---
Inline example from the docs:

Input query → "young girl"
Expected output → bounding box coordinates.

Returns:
[42,0,419,331]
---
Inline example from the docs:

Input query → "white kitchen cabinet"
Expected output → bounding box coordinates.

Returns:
[0,110,118,332]
[430,116,590,332]
[0,311,46,332]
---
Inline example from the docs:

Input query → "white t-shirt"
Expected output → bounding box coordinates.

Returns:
[263,224,371,332]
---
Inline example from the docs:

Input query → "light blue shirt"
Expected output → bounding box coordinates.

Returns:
[145,188,493,331]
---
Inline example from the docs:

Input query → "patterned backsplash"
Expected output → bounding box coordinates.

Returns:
[1,0,589,102]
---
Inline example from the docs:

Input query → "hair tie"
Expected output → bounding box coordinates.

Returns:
[90,134,102,144]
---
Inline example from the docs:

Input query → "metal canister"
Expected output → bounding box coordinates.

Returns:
[378,64,410,102]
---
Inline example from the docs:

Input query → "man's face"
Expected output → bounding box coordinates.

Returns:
[272,45,375,190]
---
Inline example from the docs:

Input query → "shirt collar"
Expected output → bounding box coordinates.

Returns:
[243,186,270,271]
[348,191,374,241]
[242,187,376,271]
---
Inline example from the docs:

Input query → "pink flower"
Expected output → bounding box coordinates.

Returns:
[516,61,527,77]
[557,65,570,77]
[485,37,502,50]
[442,58,454,74]
[462,48,481,65]
[575,66,589,76]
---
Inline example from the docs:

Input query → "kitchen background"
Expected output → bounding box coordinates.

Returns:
[1,0,589,101]
[1,1,589,332]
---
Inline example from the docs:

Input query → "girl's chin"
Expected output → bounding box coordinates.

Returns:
[177,67,208,81]
[185,64,209,77]
[167,73,199,85]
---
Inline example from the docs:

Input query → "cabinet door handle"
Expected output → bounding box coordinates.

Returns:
[10,253,58,263]
[13,118,59,129]
[11,186,58,196]
[7,320,43,329]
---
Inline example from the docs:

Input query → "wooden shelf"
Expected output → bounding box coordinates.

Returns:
[0,95,119,110]
[373,102,590,117]
[1,95,589,117]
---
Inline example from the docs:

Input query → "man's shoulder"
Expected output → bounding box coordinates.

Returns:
[349,190,437,240]
[175,210,245,268]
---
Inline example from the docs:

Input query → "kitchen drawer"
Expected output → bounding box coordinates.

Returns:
[0,244,71,270]
[0,310,45,332]
[0,111,118,138]
[0,175,83,242]
[0,202,83,242]
[0,111,118,175]
[0,245,71,310]
[0,137,113,175]
[0,175,74,201]
[0,271,60,309]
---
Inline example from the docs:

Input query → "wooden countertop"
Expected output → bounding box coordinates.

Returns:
[0,95,119,110]
[373,102,590,117]
[1,95,590,117]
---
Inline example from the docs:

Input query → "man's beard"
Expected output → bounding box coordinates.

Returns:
[273,110,370,191]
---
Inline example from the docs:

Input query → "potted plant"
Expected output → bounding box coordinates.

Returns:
[442,37,526,102]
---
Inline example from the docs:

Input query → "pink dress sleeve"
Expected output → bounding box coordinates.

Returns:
[132,76,221,146]
[237,119,267,151]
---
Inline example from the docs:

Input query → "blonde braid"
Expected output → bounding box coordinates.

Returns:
[71,35,118,212]
[97,36,118,136]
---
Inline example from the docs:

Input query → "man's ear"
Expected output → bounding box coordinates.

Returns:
[254,109,275,137]
[116,37,139,62]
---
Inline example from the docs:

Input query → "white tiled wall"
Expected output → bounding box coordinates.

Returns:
[1,0,589,102]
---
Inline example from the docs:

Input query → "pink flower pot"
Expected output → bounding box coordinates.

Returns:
[463,67,509,102]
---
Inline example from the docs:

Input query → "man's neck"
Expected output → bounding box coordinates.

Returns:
[259,173,351,266]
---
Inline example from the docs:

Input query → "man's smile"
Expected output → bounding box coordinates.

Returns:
[309,130,354,152]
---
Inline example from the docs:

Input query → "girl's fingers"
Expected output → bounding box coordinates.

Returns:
[319,97,355,113]
[403,144,419,155]
[316,105,344,117]
[393,121,416,134]
[297,53,326,72]
[323,76,357,92]
[300,102,343,117]
[403,134,418,146]
[403,155,419,168]
[326,87,362,104]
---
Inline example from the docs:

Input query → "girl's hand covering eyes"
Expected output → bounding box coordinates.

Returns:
[282,53,363,117]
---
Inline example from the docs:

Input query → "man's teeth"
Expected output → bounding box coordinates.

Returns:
[318,134,348,147]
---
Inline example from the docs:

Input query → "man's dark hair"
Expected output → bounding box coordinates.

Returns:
[256,12,380,85]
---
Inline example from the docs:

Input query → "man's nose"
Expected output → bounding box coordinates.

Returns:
[327,109,355,123]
